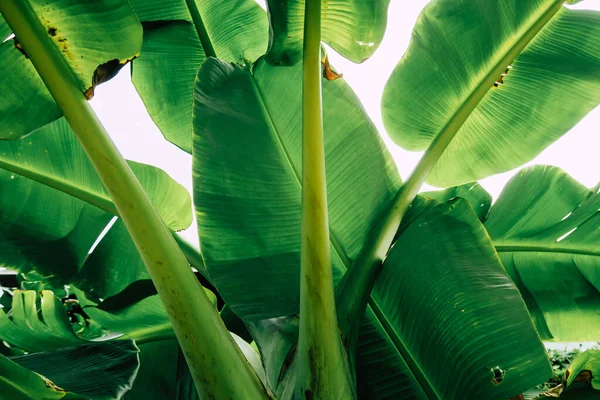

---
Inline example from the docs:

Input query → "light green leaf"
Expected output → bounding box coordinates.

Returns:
[0,0,142,139]
[265,0,390,65]
[0,290,84,352]
[422,182,492,222]
[382,1,600,186]
[10,341,139,400]
[131,0,268,152]
[79,290,172,344]
[0,118,191,295]
[192,57,400,320]
[485,166,600,341]
[0,118,191,230]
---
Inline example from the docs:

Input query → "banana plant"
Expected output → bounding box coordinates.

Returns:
[0,0,599,399]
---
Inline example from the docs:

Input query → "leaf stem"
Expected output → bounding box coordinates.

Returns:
[184,0,217,58]
[295,1,354,398]
[335,0,566,355]
[0,1,267,399]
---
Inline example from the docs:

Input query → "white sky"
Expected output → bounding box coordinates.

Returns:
[89,0,600,245]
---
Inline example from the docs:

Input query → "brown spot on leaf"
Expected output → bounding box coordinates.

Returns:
[574,369,593,384]
[13,38,28,58]
[322,53,342,81]
[48,27,57,36]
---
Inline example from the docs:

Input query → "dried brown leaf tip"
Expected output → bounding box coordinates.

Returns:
[509,395,525,400]
[322,53,342,81]
[84,58,131,100]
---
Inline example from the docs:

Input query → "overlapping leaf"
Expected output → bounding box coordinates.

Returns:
[0,353,84,399]
[0,290,84,352]
[248,197,551,399]
[10,341,139,400]
[0,0,142,139]
[0,118,191,298]
[130,0,268,152]
[364,198,550,399]
[382,1,600,186]
[192,57,400,320]
[265,0,390,65]
[485,166,600,341]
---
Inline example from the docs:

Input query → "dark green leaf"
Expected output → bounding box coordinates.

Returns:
[11,341,139,400]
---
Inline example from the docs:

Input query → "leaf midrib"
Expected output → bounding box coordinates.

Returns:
[246,69,353,271]
[495,243,600,257]
[0,157,116,214]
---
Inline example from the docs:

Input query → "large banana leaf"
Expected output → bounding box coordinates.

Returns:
[192,57,401,320]
[130,0,268,152]
[0,353,85,399]
[249,198,551,399]
[364,197,550,399]
[382,1,600,186]
[264,0,390,65]
[10,341,139,400]
[0,118,191,294]
[0,0,142,140]
[484,166,600,341]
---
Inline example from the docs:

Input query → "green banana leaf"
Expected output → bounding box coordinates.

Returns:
[0,118,191,297]
[126,340,180,400]
[130,0,268,152]
[248,197,551,399]
[0,353,86,399]
[0,0,142,140]
[382,0,600,187]
[484,166,600,342]
[0,14,10,40]
[422,182,492,222]
[192,57,401,320]
[81,291,173,344]
[264,0,390,65]
[10,341,139,400]
[0,290,84,352]
[365,197,550,399]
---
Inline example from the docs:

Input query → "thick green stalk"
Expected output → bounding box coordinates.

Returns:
[184,0,217,58]
[0,2,268,399]
[295,1,354,398]
[335,0,566,354]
